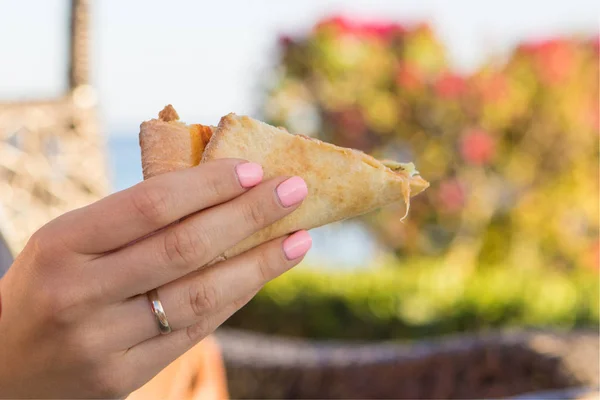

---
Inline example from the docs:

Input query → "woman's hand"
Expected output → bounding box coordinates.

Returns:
[0,159,311,398]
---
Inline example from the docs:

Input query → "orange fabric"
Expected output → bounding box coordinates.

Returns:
[126,335,229,400]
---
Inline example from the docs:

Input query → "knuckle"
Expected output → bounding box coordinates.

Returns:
[132,185,170,225]
[26,213,82,259]
[204,171,232,199]
[240,200,269,227]
[255,248,277,282]
[162,224,208,265]
[186,318,211,343]
[26,229,47,254]
[189,282,219,317]
[233,292,256,310]
[24,223,78,278]
[25,227,58,264]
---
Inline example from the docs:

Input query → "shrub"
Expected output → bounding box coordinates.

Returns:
[224,260,599,340]
[262,17,599,272]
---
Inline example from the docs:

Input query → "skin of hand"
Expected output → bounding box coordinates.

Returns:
[0,158,312,398]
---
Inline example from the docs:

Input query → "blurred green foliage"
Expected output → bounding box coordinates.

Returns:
[263,16,599,272]
[225,260,599,340]
[245,16,599,340]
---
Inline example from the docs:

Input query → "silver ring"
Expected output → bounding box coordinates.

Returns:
[147,289,172,335]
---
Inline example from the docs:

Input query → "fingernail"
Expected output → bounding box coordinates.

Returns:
[283,230,312,260]
[235,162,263,188]
[276,176,308,207]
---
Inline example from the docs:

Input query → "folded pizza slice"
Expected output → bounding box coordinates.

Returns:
[139,105,429,261]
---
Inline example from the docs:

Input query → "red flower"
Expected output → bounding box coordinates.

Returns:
[396,62,424,91]
[474,72,509,102]
[592,36,600,54]
[278,35,294,48]
[314,16,405,40]
[438,179,466,213]
[518,41,540,55]
[359,22,406,39]
[315,16,353,36]
[434,72,466,99]
[585,241,600,272]
[331,109,369,149]
[460,129,496,165]
[336,109,365,136]
[538,39,574,83]
[518,38,575,84]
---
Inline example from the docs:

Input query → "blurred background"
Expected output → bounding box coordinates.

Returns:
[0,0,598,398]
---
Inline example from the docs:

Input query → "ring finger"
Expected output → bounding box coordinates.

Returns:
[98,230,311,350]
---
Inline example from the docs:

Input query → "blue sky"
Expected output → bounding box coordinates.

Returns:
[1,0,598,137]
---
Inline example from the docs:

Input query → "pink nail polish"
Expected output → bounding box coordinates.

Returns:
[236,162,263,188]
[276,176,308,207]
[283,230,312,260]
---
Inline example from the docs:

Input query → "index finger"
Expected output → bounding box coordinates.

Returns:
[47,159,263,254]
